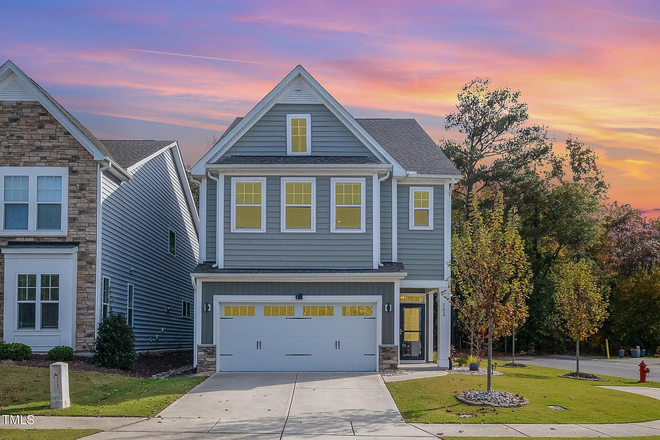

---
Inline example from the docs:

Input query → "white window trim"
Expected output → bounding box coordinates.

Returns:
[330,177,366,233]
[102,276,111,319]
[286,114,311,156]
[230,177,267,233]
[16,274,61,331]
[0,167,68,236]
[409,187,434,230]
[127,283,134,327]
[280,177,316,233]
[168,229,176,256]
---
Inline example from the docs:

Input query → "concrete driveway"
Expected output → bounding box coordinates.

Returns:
[101,372,434,439]
[506,355,660,381]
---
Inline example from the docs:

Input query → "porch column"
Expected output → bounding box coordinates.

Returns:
[437,288,451,369]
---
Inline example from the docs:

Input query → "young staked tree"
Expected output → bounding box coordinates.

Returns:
[554,260,609,374]
[451,194,532,391]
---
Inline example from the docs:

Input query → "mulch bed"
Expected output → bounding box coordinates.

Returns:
[0,350,193,379]
[500,362,530,369]
[559,372,608,382]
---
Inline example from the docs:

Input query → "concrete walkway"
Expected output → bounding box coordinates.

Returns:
[2,376,660,438]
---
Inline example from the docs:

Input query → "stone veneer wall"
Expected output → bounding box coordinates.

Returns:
[379,344,398,371]
[0,101,98,351]
[196,345,217,374]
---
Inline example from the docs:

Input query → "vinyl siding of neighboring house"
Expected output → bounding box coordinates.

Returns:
[200,282,394,345]
[224,104,377,158]
[101,149,199,350]
[397,184,445,280]
[222,175,373,269]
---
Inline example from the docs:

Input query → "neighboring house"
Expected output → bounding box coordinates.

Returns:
[190,65,461,373]
[0,60,199,353]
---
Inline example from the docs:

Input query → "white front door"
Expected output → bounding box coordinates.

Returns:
[2,248,78,351]
[217,300,379,372]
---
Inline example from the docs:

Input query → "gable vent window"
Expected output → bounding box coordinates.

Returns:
[286,114,311,155]
[409,187,434,230]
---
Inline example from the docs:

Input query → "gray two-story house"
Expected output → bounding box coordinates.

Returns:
[0,60,199,353]
[190,65,461,372]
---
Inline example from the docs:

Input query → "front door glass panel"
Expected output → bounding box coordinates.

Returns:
[400,304,425,360]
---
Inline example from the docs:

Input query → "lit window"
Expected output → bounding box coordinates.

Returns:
[281,178,315,232]
[287,114,311,155]
[102,277,111,319]
[400,295,424,303]
[232,178,266,232]
[303,305,334,316]
[342,306,373,316]
[169,230,176,256]
[1,167,67,235]
[409,187,433,230]
[331,178,365,232]
[224,305,255,316]
[182,300,192,319]
[127,284,134,327]
[264,305,295,316]
[17,273,59,330]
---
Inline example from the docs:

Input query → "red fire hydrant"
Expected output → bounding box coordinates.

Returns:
[639,361,650,383]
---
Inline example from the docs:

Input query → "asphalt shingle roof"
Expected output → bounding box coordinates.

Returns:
[100,140,175,169]
[193,262,405,274]
[356,118,461,176]
[215,156,382,165]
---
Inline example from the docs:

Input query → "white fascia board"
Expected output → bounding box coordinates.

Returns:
[170,143,201,234]
[207,163,391,176]
[0,61,107,162]
[397,173,463,181]
[190,65,407,176]
[191,272,407,282]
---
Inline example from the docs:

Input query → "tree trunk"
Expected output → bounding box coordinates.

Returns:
[576,339,580,374]
[487,320,493,392]
[512,326,516,365]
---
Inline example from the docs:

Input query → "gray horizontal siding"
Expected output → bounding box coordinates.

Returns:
[380,177,392,262]
[224,176,373,269]
[397,184,445,280]
[201,282,394,345]
[226,104,376,157]
[101,149,199,351]
[206,179,217,262]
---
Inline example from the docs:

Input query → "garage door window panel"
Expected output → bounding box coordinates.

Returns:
[303,305,334,316]
[224,305,255,316]
[342,306,373,316]
[264,305,295,316]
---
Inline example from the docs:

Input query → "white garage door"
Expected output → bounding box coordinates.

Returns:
[218,302,378,371]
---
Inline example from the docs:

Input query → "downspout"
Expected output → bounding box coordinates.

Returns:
[376,171,391,268]
[207,172,220,268]
[94,161,111,343]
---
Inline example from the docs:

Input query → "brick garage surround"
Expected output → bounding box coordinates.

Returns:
[0,100,98,351]
[196,345,217,373]
[379,344,398,371]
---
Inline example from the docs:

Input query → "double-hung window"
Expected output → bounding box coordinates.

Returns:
[331,178,366,233]
[231,177,267,232]
[17,274,59,330]
[281,178,315,232]
[0,167,68,235]
[409,187,433,230]
[182,300,192,319]
[286,114,311,155]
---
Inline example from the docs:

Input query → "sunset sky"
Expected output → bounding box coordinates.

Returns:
[1,0,658,215]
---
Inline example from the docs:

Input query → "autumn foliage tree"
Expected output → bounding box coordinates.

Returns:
[553,260,609,374]
[451,193,532,391]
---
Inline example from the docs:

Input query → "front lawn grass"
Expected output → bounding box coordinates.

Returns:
[0,429,100,440]
[387,364,660,424]
[0,366,205,417]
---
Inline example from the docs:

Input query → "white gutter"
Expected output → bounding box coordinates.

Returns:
[94,161,111,341]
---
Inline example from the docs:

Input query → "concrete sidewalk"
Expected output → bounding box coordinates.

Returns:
[2,382,660,438]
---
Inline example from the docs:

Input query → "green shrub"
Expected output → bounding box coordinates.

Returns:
[454,356,468,366]
[92,312,136,370]
[7,342,32,361]
[48,345,74,362]
[0,341,8,360]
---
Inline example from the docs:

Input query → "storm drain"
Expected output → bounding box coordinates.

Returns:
[547,405,566,410]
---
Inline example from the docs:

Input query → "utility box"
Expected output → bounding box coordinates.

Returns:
[50,362,70,409]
